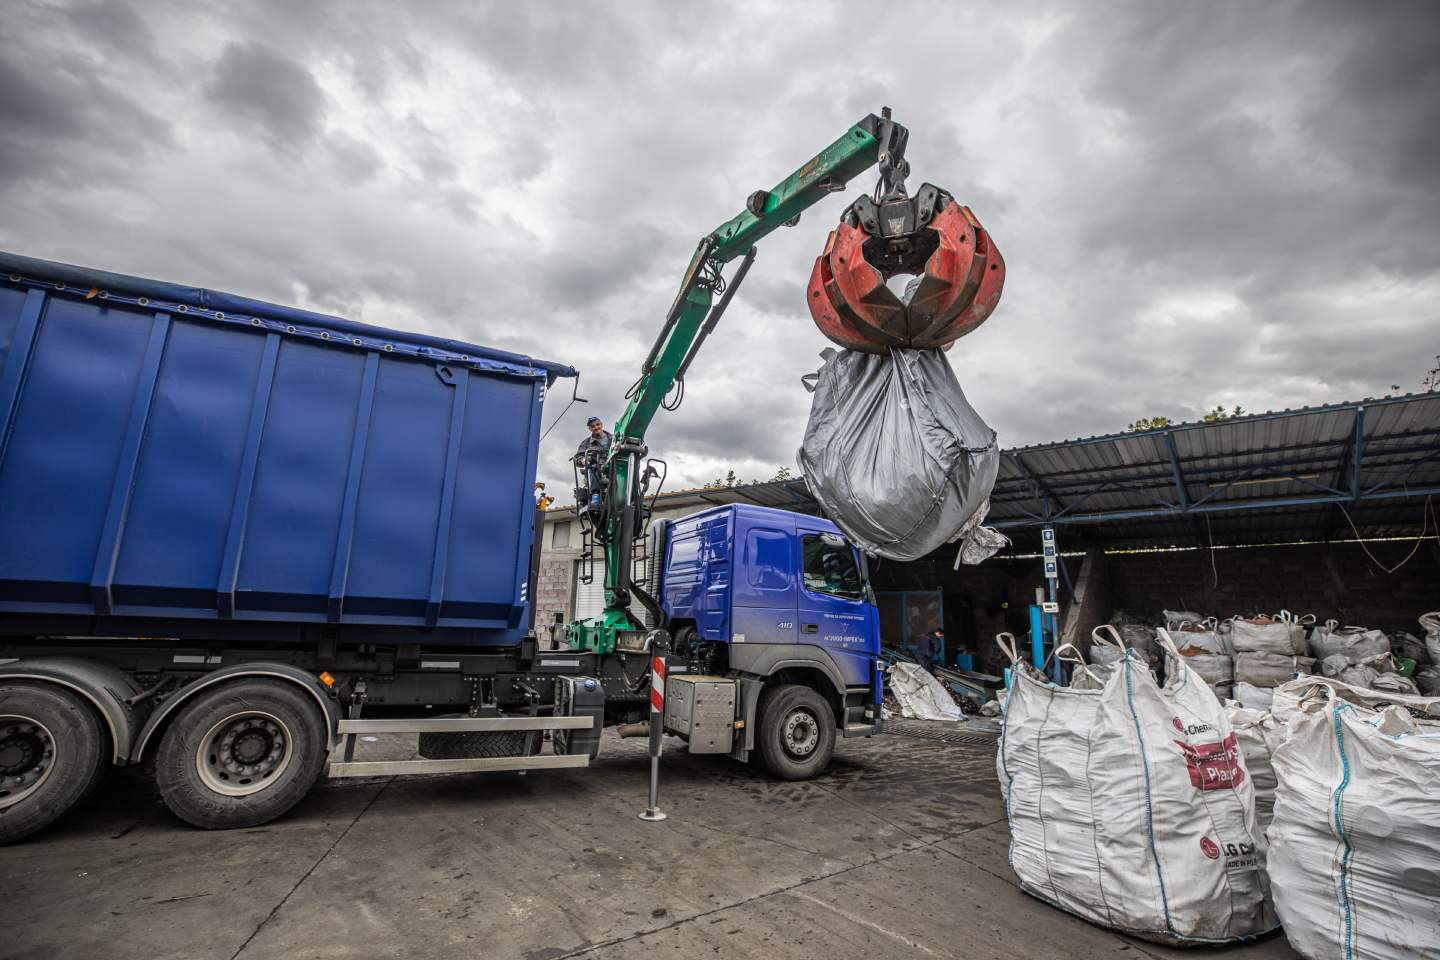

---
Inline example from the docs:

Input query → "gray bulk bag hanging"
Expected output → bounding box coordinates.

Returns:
[798,347,999,562]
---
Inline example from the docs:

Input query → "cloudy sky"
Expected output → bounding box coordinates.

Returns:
[3,1,1437,493]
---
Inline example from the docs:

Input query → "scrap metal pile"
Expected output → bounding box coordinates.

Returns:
[797,116,1007,562]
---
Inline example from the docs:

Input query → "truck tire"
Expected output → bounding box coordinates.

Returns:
[0,682,109,844]
[155,679,327,830]
[754,683,835,781]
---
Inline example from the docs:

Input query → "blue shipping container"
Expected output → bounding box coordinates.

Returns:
[0,252,575,641]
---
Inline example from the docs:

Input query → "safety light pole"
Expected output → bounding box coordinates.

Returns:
[638,650,667,822]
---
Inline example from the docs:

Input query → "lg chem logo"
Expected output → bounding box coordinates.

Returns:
[1200,836,1221,860]
[1171,716,1213,737]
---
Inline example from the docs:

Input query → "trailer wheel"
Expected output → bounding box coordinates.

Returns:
[156,679,326,830]
[0,682,109,844]
[754,683,835,781]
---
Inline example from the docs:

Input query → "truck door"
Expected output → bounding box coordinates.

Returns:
[796,529,872,686]
[728,520,797,645]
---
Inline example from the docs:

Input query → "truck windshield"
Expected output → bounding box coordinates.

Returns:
[801,534,864,600]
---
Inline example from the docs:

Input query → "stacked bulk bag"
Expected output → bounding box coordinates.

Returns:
[1166,618,1232,700]
[1225,706,1284,833]
[1234,654,1315,688]
[997,631,1277,945]
[1230,612,1309,656]
[1418,612,1440,696]
[1308,621,1390,663]
[1267,679,1440,960]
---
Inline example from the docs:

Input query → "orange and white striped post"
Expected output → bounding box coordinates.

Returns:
[638,652,668,822]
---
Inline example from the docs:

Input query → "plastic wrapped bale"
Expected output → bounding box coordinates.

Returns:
[1233,652,1315,688]
[1268,693,1440,960]
[996,631,1276,945]
[1308,621,1390,663]
[1229,612,1309,656]
[1226,706,1284,833]
[797,348,998,561]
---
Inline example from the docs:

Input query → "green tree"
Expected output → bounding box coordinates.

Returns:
[770,466,792,482]
[1202,405,1246,422]
[1126,415,1173,432]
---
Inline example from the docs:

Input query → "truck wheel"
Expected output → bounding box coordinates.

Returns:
[755,684,835,781]
[0,682,109,844]
[156,679,327,830]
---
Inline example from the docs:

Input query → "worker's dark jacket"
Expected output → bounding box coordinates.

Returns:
[576,430,612,496]
[576,430,612,468]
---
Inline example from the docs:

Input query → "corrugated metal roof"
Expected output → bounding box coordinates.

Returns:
[989,393,1440,548]
[547,393,1440,552]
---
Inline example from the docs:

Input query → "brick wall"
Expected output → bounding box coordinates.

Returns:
[1107,541,1440,631]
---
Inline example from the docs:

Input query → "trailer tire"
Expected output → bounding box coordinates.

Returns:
[156,679,326,830]
[0,682,109,844]
[755,683,835,781]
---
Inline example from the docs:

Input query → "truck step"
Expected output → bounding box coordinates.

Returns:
[337,716,594,734]
[328,753,590,778]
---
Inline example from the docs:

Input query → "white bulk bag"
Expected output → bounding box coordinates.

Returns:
[1169,617,1226,655]
[1234,652,1315,688]
[887,661,965,721]
[1308,621,1390,663]
[1420,611,1440,665]
[1233,682,1275,712]
[1226,705,1284,833]
[1230,612,1309,656]
[1269,674,1440,725]
[1268,688,1440,960]
[996,631,1276,945]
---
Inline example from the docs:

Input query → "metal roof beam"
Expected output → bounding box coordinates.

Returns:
[1008,451,1067,519]
[989,484,1440,529]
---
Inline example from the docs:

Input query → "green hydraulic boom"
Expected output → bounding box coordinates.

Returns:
[566,109,911,655]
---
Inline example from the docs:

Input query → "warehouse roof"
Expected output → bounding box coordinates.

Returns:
[987,393,1440,549]
[545,393,1440,552]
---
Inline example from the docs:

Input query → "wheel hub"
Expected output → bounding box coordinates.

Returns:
[0,716,56,809]
[196,712,292,797]
[782,708,820,758]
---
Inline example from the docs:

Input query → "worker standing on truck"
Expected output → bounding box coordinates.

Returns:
[576,416,612,509]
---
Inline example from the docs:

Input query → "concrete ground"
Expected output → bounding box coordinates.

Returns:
[1,721,1301,960]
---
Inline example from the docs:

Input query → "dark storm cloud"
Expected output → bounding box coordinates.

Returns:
[0,19,172,186]
[206,41,328,151]
[4,0,1438,493]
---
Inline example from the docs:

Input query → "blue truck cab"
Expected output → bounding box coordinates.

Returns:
[655,504,883,770]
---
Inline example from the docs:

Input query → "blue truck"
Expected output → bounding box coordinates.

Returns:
[0,252,883,843]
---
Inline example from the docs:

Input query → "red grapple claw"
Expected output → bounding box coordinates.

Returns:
[806,198,1004,354]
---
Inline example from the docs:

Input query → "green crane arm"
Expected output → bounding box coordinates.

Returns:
[568,110,907,654]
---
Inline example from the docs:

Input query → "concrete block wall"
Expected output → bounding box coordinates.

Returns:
[1106,541,1440,630]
